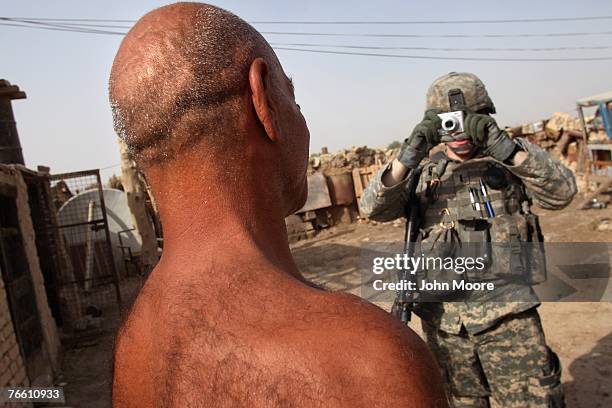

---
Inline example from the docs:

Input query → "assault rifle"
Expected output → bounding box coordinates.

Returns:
[390,167,422,323]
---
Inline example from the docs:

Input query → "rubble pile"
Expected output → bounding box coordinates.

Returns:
[511,111,610,154]
[545,112,582,139]
[509,111,612,197]
[508,112,581,151]
[308,145,391,176]
[509,113,591,172]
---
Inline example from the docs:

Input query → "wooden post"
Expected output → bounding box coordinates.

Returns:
[84,200,95,292]
[118,138,158,274]
[576,105,590,174]
[0,80,27,165]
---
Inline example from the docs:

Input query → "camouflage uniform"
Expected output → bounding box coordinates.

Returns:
[421,308,562,408]
[360,72,576,407]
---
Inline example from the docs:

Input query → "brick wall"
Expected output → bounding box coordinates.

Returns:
[0,165,60,391]
[0,276,29,388]
[13,168,61,373]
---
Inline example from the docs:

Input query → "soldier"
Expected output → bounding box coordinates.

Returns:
[360,72,575,407]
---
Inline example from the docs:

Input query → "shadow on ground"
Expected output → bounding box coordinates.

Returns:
[565,332,612,408]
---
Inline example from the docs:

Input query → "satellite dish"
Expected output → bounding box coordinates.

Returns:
[58,188,141,277]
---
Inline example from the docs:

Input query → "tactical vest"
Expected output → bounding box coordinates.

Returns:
[413,154,546,301]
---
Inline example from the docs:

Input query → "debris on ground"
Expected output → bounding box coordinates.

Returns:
[594,218,612,231]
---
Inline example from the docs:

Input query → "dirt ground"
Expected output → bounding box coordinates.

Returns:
[60,199,612,407]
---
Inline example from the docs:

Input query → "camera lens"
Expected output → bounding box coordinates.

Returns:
[442,117,458,132]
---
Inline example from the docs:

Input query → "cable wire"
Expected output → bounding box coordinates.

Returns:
[0,21,124,35]
[270,42,612,52]
[3,17,612,61]
[1,17,137,23]
[274,46,612,61]
[5,17,612,38]
[99,163,121,170]
[4,15,612,25]
[261,30,612,39]
[0,18,126,34]
[251,16,612,25]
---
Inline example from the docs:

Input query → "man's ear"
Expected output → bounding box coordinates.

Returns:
[249,57,279,142]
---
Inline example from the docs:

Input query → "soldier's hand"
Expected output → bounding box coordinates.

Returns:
[398,109,443,168]
[464,112,517,162]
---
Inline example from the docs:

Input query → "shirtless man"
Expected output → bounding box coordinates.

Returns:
[109,3,446,407]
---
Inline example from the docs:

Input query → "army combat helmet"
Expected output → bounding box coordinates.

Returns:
[426,72,496,114]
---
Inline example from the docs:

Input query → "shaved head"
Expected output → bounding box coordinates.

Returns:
[110,2,278,165]
[109,7,446,408]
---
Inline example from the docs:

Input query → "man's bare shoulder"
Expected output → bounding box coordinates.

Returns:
[114,274,447,406]
[286,290,448,406]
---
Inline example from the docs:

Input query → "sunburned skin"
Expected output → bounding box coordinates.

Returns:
[109,3,447,407]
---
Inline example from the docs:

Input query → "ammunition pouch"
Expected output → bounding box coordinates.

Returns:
[487,214,528,282]
[416,223,469,301]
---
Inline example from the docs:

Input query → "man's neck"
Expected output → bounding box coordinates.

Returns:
[146,164,303,284]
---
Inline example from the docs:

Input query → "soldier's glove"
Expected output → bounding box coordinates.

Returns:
[464,112,517,162]
[398,109,443,168]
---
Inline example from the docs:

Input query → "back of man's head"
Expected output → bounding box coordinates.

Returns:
[110,2,309,217]
[110,2,275,167]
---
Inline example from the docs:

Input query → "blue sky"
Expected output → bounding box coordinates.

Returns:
[2,0,612,180]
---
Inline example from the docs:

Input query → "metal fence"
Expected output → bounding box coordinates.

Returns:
[49,169,121,334]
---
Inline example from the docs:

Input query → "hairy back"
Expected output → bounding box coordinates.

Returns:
[113,272,446,407]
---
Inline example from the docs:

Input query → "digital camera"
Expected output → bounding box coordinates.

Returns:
[438,111,464,134]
